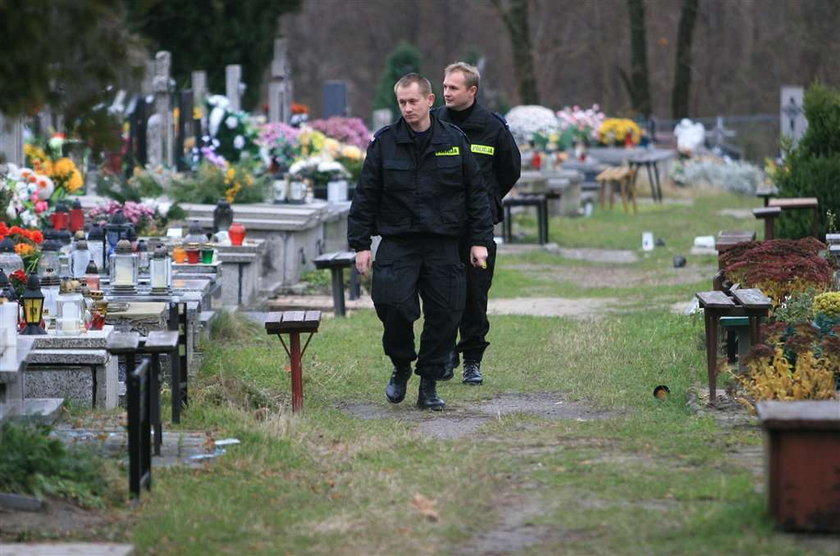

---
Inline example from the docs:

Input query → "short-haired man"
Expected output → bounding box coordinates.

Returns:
[438,62,521,385]
[348,73,494,410]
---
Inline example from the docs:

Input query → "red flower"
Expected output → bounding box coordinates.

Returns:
[29,230,44,244]
[8,226,24,236]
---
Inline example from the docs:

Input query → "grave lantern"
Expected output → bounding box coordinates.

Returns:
[150,243,171,294]
[0,237,24,275]
[37,237,62,276]
[71,238,91,279]
[56,281,85,335]
[69,198,85,233]
[21,274,46,335]
[86,222,106,273]
[83,260,101,291]
[105,210,132,259]
[184,220,207,244]
[110,239,138,294]
[213,198,234,233]
[136,239,149,274]
[0,269,16,301]
[50,200,70,231]
[40,268,60,328]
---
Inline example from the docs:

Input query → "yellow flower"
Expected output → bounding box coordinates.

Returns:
[52,157,76,177]
[66,169,83,192]
[193,107,203,120]
[340,145,363,161]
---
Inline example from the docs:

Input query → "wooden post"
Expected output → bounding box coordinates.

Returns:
[289,332,303,413]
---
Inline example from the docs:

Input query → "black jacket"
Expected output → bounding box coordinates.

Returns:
[348,113,493,251]
[436,103,521,223]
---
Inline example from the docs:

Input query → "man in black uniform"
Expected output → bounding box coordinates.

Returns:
[348,73,493,410]
[438,62,521,385]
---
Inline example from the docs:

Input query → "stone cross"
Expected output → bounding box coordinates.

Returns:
[148,51,173,167]
[268,38,293,123]
[225,65,244,113]
[709,116,735,151]
[0,113,24,166]
[780,86,806,145]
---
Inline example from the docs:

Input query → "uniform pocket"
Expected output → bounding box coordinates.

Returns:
[435,156,462,188]
[383,159,412,190]
[449,262,466,310]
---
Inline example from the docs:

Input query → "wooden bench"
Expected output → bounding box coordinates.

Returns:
[502,194,549,244]
[695,288,771,402]
[596,166,637,213]
[264,311,321,414]
[757,401,840,533]
[715,230,755,270]
[313,251,356,317]
[754,197,820,239]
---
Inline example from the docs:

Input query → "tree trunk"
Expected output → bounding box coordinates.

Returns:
[492,0,539,105]
[672,0,700,118]
[626,0,652,118]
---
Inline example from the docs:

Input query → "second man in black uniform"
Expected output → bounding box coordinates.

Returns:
[438,62,521,385]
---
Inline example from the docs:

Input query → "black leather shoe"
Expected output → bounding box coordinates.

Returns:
[416,377,445,410]
[462,360,483,385]
[386,365,412,404]
[440,351,459,381]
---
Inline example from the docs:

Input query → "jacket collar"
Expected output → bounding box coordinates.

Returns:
[394,112,450,145]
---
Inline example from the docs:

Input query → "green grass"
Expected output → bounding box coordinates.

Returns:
[20,188,835,554]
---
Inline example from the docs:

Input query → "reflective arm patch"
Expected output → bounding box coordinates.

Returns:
[470,144,495,156]
[435,146,460,156]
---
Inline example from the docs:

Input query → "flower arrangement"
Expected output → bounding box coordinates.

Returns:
[257,122,302,173]
[597,118,641,146]
[169,160,268,205]
[0,222,43,271]
[555,105,605,149]
[25,135,84,197]
[8,269,28,299]
[813,292,840,318]
[2,164,53,227]
[87,200,170,236]
[504,105,559,145]
[205,95,260,164]
[308,117,371,150]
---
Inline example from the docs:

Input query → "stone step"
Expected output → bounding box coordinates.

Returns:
[0,398,64,425]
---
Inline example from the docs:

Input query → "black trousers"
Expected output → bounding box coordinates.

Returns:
[455,237,497,362]
[372,236,465,379]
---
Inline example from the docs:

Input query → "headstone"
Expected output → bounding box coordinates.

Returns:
[150,51,173,167]
[780,86,807,146]
[176,90,193,171]
[0,113,24,165]
[141,60,155,96]
[323,81,348,118]
[372,109,392,131]
[191,70,207,110]
[268,38,293,123]
[709,116,735,151]
[225,65,244,113]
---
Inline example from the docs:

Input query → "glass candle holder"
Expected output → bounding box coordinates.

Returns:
[200,244,214,264]
[172,245,187,264]
[185,242,200,264]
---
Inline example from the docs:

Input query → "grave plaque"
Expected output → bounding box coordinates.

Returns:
[323,81,348,118]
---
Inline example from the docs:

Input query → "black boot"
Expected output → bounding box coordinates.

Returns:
[385,365,412,404]
[462,360,483,385]
[417,377,445,410]
[440,351,459,381]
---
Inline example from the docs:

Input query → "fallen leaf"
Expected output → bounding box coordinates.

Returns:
[410,493,439,522]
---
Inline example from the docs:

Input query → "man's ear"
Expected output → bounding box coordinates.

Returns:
[428,93,436,107]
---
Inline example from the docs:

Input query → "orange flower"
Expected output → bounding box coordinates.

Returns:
[15,243,35,256]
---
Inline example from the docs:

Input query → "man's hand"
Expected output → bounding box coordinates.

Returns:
[355,250,373,276]
[469,245,488,269]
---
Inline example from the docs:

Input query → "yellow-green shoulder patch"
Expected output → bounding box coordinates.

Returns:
[470,144,495,156]
[434,146,460,156]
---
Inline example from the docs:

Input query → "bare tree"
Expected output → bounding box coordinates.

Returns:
[672,0,700,118]
[622,0,653,118]
[491,0,539,104]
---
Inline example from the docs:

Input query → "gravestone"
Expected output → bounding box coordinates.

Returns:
[226,65,244,113]
[323,81,348,118]
[191,70,207,111]
[780,86,806,146]
[0,113,24,165]
[372,108,392,132]
[153,51,174,167]
[268,38,293,123]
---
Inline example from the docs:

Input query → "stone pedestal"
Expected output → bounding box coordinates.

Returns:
[23,327,118,409]
[216,242,266,307]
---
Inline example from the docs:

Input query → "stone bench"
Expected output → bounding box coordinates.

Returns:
[264,311,321,414]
